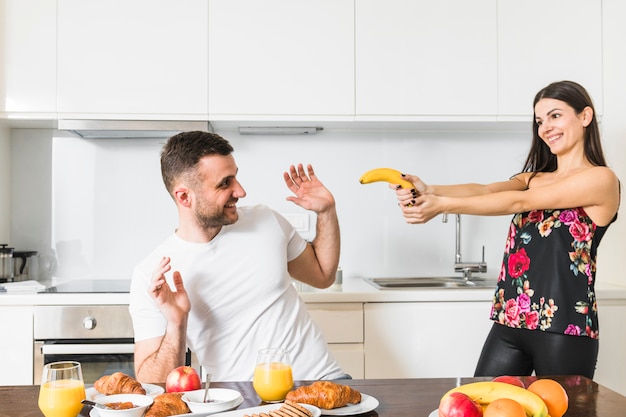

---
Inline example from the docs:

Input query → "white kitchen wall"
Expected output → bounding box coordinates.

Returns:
[11,127,534,282]
[9,122,625,286]
[597,0,626,289]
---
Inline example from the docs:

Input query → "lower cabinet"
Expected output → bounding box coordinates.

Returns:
[594,303,626,395]
[306,303,364,379]
[2,300,623,393]
[364,302,493,378]
[0,306,34,385]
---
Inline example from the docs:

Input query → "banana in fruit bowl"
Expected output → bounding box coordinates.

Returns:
[359,168,414,189]
[440,381,550,417]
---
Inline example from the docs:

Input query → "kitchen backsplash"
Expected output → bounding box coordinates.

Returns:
[12,127,532,282]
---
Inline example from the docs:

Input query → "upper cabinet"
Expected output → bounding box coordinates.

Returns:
[497,0,603,118]
[355,0,498,120]
[1,0,605,124]
[0,0,57,117]
[57,0,209,120]
[207,0,354,120]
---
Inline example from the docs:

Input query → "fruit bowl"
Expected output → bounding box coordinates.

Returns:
[93,393,154,417]
[181,388,243,414]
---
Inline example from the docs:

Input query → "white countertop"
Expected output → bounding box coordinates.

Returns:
[2,276,626,306]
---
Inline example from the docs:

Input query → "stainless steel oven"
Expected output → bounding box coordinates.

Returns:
[34,305,135,384]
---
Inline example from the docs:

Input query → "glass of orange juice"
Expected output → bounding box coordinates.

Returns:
[38,361,86,417]
[253,348,294,403]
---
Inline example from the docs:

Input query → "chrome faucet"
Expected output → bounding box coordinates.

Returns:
[442,214,487,281]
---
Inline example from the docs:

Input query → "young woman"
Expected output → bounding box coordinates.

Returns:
[394,80,620,378]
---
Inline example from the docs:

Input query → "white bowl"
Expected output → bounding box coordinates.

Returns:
[182,388,243,414]
[93,393,154,417]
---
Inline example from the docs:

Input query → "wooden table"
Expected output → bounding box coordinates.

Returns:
[1,377,624,417]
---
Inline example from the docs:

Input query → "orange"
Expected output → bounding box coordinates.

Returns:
[527,378,569,417]
[483,398,526,417]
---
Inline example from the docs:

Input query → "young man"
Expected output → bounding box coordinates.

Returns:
[129,131,345,382]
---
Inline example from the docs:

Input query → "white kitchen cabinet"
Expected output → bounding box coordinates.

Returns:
[56,0,208,120]
[364,301,493,378]
[594,303,626,396]
[208,0,354,120]
[307,303,364,379]
[0,0,56,116]
[355,0,498,119]
[0,306,34,385]
[497,0,603,118]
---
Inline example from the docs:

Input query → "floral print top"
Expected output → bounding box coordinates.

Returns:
[490,208,615,339]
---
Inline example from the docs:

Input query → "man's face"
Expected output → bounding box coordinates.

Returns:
[190,154,246,229]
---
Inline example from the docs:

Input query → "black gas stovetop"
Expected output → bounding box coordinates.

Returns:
[40,279,131,293]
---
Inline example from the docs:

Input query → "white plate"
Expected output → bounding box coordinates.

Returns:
[90,397,244,417]
[94,413,213,417]
[208,403,320,417]
[85,383,164,400]
[428,409,438,417]
[317,393,379,416]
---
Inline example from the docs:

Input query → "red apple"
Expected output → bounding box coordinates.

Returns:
[492,375,525,388]
[439,392,483,417]
[165,366,202,393]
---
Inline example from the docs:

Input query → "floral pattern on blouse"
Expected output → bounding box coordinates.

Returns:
[490,208,605,339]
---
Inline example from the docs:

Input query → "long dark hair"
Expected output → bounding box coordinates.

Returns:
[522,80,606,174]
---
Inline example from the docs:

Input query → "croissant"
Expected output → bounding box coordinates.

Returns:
[94,372,146,395]
[285,381,361,409]
[145,393,190,417]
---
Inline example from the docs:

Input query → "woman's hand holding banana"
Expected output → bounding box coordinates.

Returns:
[359,168,442,224]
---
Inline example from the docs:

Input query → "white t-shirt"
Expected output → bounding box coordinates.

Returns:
[129,204,344,381]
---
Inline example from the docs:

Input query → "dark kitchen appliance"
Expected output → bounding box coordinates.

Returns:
[0,244,14,283]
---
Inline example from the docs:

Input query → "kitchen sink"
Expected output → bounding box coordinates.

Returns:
[363,276,497,290]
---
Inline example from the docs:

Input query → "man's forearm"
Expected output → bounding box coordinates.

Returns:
[311,208,341,283]
[136,322,188,383]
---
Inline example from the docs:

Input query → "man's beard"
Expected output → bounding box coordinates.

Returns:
[193,198,238,230]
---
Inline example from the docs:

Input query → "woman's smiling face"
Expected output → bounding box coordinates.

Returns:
[534,98,590,156]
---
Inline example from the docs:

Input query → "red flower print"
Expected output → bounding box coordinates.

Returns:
[528,210,544,223]
[505,298,521,327]
[497,264,506,282]
[526,311,539,330]
[505,223,516,254]
[569,218,592,242]
[508,248,530,278]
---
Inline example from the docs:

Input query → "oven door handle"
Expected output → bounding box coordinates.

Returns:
[40,343,135,355]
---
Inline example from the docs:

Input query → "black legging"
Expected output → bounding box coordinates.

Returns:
[474,323,599,378]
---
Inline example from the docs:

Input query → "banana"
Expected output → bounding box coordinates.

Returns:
[442,381,549,417]
[359,168,414,189]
